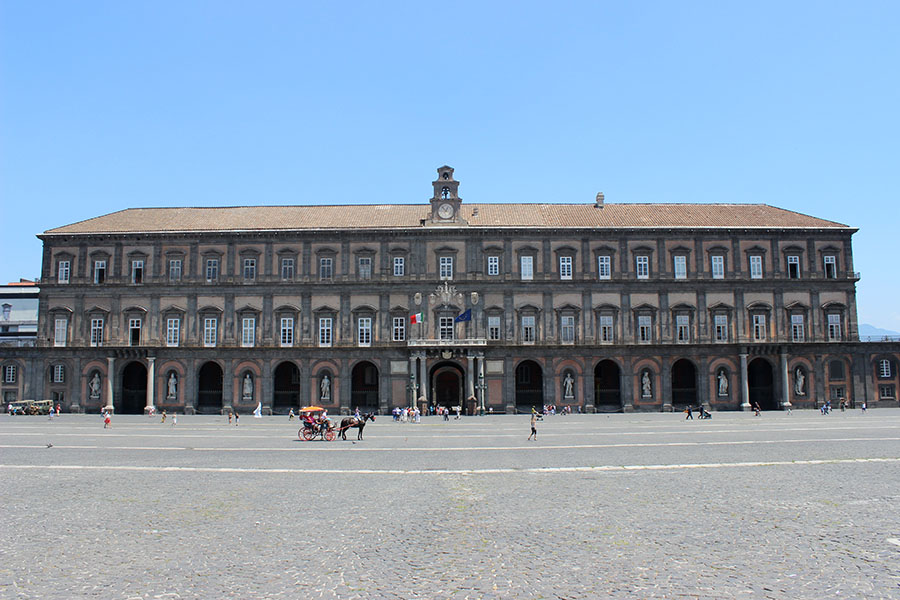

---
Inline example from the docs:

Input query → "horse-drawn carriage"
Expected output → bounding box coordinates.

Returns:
[296,406,376,442]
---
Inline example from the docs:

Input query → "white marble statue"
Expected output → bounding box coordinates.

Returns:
[242,373,253,400]
[717,370,728,396]
[641,371,652,397]
[320,375,331,401]
[167,373,177,400]
[794,367,806,396]
[89,373,101,399]
[563,372,575,398]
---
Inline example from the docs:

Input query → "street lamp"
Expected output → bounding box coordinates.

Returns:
[477,372,486,416]
[408,371,417,410]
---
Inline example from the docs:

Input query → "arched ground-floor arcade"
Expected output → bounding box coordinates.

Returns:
[2,342,896,414]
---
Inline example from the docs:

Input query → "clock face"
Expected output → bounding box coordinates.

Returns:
[437,203,454,219]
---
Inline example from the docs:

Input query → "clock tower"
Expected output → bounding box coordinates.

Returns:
[429,165,466,224]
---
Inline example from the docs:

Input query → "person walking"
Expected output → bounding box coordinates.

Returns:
[161,410,167,423]
[103,412,111,429]
[685,406,693,420]
[527,413,537,441]
[288,408,295,420]
[227,411,232,425]
[234,411,239,426]
[172,414,177,427]
[753,402,761,416]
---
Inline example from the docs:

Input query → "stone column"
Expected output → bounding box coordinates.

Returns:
[740,353,751,410]
[104,357,115,413]
[145,357,155,414]
[781,352,792,409]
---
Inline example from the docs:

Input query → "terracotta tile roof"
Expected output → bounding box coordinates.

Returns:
[42,203,848,235]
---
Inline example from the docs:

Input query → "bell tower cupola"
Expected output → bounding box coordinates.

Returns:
[429,165,466,224]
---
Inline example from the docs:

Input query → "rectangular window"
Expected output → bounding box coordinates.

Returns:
[131,260,144,284]
[636,256,649,279]
[243,258,256,281]
[205,259,218,282]
[318,317,332,347]
[357,317,371,346]
[393,257,405,277]
[93,260,106,284]
[169,259,182,282]
[129,318,141,346]
[3,365,15,383]
[90,318,104,347]
[673,256,687,280]
[53,364,65,384]
[598,255,611,280]
[54,318,67,347]
[560,315,575,343]
[711,255,724,279]
[319,258,333,280]
[752,314,766,341]
[488,315,501,340]
[439,316,454,341]
[749,255,763,279]
[827,314,842,341]
[166,318,180,347]
[714,315,728,342]
[791,314,805,342]
[203,318,217,347]
[439,256,453,280]
[880,385,895,400]
[676,315,690,342]
[599,315,614,342]
[559,256,573,280]
[57,261,70,284]
[241,317,256,347]
[275,317,291,347]
[281,258,295,280]
[358,257,372,280]
[787,255,801,279]
[522,315,536,343]
[487,256,499,276]
[392,317,406,341]
[521,256,533,281]
[879,359,892,378]
[824,255,837,279]
[638,315,652,342]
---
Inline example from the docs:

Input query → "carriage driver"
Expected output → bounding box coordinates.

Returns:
[317,410,330,433]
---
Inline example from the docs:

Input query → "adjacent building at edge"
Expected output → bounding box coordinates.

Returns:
[1,166,898,414]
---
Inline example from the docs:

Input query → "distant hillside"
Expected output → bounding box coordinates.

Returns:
[859,323,900,338]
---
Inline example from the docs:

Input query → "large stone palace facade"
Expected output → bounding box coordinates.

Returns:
[2,166,898,414]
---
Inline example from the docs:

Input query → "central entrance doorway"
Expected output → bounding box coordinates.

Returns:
[432,361,463,412]
[120,361,147,414]
[351,361,379,414]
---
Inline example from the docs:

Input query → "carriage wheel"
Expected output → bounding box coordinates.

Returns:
[302,428,315,441]
[325,429,336,441]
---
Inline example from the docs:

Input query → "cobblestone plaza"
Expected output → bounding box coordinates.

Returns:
[1,410,899,599]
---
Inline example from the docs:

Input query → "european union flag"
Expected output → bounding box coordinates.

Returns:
[454,309,472,323]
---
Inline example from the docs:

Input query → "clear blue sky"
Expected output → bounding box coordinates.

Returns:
[1,1,898,330]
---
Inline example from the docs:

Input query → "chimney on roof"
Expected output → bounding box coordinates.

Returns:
[595,192,605,208]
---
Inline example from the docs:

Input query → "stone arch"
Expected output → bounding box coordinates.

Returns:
[515,359,544,414]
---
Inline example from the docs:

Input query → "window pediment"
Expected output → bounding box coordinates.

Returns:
[744,245,767,255]
[198,305,223,314]
[554,245,577,255]
[161,305,186,314]
[313,305,338,314]
[122,305,148,314]
[632,303,658,313]
[86,305,110,315]
[821,301,846,310]
[49,305,74,314]
[593,245,616,256]
[784,301,808,311]
[238,304,263,314]
[746,302,772,311]
[670,303,696,312]
[707,245,729,254]
[593,303,619,313]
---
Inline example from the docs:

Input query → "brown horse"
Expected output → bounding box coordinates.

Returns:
[339,413,376,440]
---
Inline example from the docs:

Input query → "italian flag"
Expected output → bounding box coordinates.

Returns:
[410,312,423,324]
